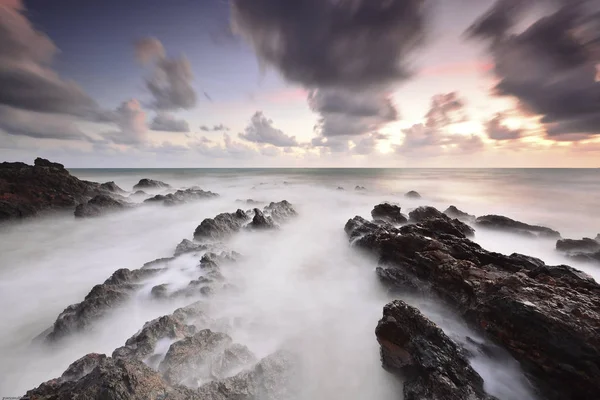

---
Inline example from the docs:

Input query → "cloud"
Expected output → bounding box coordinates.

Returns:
[135,38,196,111]
[425,92,466,128]
[239,111,298,146]
[486,114,523,140]
[352,133,386,155]
[200,125,210,132]
[309,89,399,137]
[0,1,104,120]
[102,99,148,145]
[192,133,257,158]
[310,136,350,153]
[467,0,531,41]
[150,113,190,132]
[201,124,230,132]
[231,0,427,89]
[0,105,89,140]
[468,1,600,141]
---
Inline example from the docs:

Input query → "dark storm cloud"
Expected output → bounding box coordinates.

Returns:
[230,0,427,89]
[309,89,399,137]
[468,0,600,140]
[239,111,298,147]
[150,113,190,132]
[0,1,105,121]
[135,38,197,111]
[467,0,531,41]
[486,114,523,140]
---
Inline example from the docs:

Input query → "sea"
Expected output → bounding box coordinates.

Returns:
[0,168,598,398]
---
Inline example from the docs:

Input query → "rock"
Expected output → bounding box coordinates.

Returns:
[112,315,196,362]
[443,205,475,221]
[131,190,147,196]
[408,206,475,238]
[174,239,208,256]
[158,329,256,387]
[236,199,262,205]
[247,208,277,230]
[371,203,408,224]
[355,185,367,191]
[263,200,297,222]
[408,206,445,222]
[194,350,297,400]
[405,190,421,199]
[556,237,600,253]
[133,178,170,190]
[24,353,195,400]
[40,268,163,342]
[567,250,600,264]
[0,158,103,221]
[376,300,496,400]
[345,208,600,400]
[142,257,176,270]
[99,181,125,193]
[475,214,560,238]
[74,194,129,218]
[337,186,345,190]
[150,284,170,300]
[145,188,219,206]
[193,209,249,241]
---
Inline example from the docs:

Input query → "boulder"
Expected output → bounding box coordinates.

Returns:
[405,190,421,199]
[355,185,367,191]
[345,208,600,400]
[158,329,256,386]
[99,181,125,193]
[74,194,129,218]
[34,157,65,169]
[371,203,408,224]
[193,209,249,241]
[443,205,475,222]
[475,215,560,238]
[376,300,496,400]
[133,178,170,190]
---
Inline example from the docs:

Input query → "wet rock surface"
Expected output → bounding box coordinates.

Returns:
[408,206,475,238]
[371,203,408,224]
[346,205,600,400]
[0,158,106,221]
[74,194,130,218]
[376,300,496,400]
[133,178,171,190]
[475,214,560,238]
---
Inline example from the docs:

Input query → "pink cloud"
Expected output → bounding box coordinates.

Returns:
[420,61,493,77]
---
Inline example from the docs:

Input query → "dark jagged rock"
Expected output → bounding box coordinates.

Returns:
[345,208,600,400]
[112,315,196,362]
[376,300,496,400]
[194,350,297,400]
[41,268,162,342]
[174,239,208,256]
[556,237,600,253]
[476,214,560,238]
[74,194,129,218]
[142,257,176,270]
[247,208,277,230]
[145,188,218,206]
[408,206,475,238]
[355,185,367,191]
[371,203,408,224]
[24,353,195,400]
[264,200,297,222]
[405,190,421,199]
[193,209,249,241]
[99,181,125,193]
[236,199,262,205]
[0,158,103,221]
[567,250,600,264]
[133,178,171,190]
[150,284,170,300]
[444,205,475,222]
[159,329,256,386]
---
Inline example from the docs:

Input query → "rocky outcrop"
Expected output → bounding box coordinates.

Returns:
[145,188,218,206]
[99,181,125,193]
[371,203,408,224]
[405,190,421,199]
[174,239,208,256]
[264,200,297,222]
[193,210,249,241]
[158,329,256,386]
[40,268,163,342]
[556,237,599,253]
[408,206,475,237]
[74,194,130,218]
[355,185,366,191]
[376,300,496,400]
[475,214,560,238]
[443,205,475,222]
[133,178,170,190]
[0,158,103,221]
[345,206,600,400]
[247,208,277,230]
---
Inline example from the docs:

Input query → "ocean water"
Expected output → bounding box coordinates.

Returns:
[0,168,598,398]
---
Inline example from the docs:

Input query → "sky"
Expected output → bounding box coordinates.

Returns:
[0,0,599,167]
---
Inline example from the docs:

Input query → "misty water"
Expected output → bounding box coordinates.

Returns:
[1,168,598,398]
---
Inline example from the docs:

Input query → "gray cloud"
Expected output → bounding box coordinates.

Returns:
[102,99,148,145]
[239,111,298,146]
[150,113,190,132]
[425,92,466,128]
[486,114,522,140]
[231,0,427,89]
[135,38,197,111]
[468,1,600,141]
[310,136,351,153]
[200,125,210,132]
[213,124,229,131]
[0,1,104,120]
[0,105,89,141]
[352,133,386,155]
[193,133,257,158]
